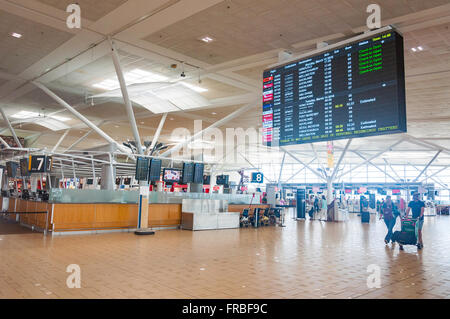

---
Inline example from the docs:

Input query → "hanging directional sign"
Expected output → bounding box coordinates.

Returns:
[29,155,53,173]
[251,172,264,184]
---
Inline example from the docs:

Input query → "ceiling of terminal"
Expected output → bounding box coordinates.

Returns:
[0,0,449,175]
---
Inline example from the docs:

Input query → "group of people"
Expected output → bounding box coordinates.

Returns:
[379,192,425,249]
[307,195,328,221]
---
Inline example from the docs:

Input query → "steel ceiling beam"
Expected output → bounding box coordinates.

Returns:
[330,139,352,181]
[109,37,143,155]
[281,147,325,181]
[0,107,22,148]
[32,81,130,154]
[51,129,70,153]
[147,113,168,156]
[160,102,255,158]
[413,150,442,182]
[337,139,404,180]
[353,151,401,183]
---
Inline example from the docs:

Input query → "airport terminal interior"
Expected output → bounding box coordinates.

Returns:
[0,0,450,299]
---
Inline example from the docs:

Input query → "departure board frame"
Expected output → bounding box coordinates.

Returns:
[262,28,406,147]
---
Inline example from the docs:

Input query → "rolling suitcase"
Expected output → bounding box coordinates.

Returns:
[361,211,370,223]
[392,218,417,247]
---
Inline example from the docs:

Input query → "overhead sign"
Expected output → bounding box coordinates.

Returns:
[263,30,406,146]
[28,156,53,173]
[135,157,150,181]
[251,172,264,184]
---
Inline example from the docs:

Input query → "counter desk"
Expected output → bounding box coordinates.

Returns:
[1,190,259,235]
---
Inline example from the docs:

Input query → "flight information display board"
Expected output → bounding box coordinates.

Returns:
[262,30,406,146]
[149,159,162,182]
[193,164,204,184]
[182,163,195,184]
[135,157,150,181]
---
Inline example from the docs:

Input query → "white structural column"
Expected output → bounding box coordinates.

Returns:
[277,152,286,188]
[161,102,256,158]
[147,113,168,155]
[52,129,70,153]
[0,107,22,148]
[32,81,130,154]
[109,37,143,155]
[0,136,10,149]
[330,139,352,181]
[413,150,442,182]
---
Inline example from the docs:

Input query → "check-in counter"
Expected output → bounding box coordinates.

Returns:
[0,196,52,231]
[181,199,240,231]
[2,190,262,234]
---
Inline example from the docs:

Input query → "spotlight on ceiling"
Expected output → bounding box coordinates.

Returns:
[11,32,22,38]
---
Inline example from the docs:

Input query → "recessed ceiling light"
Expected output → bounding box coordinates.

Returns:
[199,36,214,43]
[417,46,423,51]
[11,32,22,38]
[211,112,217,115]
[411,48,417,52]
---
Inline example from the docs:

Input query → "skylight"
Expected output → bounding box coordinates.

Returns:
[181,82,208,93]
[11,111,70,122]
[92,69,169,91]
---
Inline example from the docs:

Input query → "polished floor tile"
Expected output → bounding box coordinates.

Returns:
[0,214,449,299]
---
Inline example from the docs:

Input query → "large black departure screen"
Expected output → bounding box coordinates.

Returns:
[262,31,406,146]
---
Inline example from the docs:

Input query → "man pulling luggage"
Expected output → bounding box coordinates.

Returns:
[405,192,425,249]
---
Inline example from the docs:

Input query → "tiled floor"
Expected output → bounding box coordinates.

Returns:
[1,213,449,299]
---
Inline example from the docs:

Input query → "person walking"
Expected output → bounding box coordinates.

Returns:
[320,195,327,221]
[380,196,397,245]
[313,196,320,220]
[406,192,425,249]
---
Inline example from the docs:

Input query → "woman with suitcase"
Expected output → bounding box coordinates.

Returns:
[379,196,397,245]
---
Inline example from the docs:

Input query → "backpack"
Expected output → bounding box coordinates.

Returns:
[383,202,394,219]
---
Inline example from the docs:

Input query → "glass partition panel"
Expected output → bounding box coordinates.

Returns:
[49,189,139,204]
[49,189,255,205]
